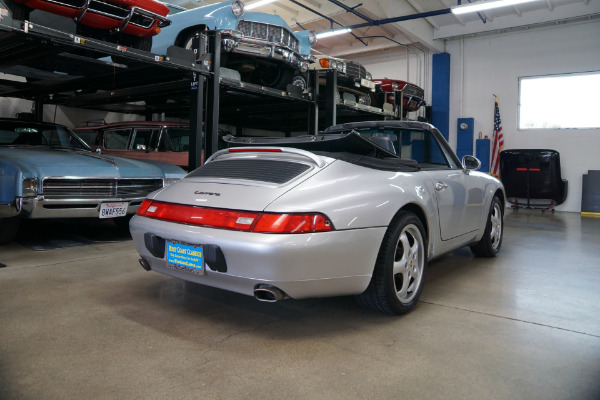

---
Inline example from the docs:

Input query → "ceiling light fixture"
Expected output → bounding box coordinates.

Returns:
[245,0,278,10]
[315,28,352,39]
[451,0,542,15]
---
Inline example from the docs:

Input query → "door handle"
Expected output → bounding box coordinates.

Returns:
[435,182,448,191]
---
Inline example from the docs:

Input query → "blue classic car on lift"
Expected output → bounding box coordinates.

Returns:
[0,119,186,244]
[151,0,316,90]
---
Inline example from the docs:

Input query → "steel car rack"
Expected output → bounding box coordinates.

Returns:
[316,69,396,131]
[0,8,400,167]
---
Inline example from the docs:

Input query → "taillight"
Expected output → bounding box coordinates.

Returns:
[252,213,333,233]
[137,199,153,216]
[138,201,259,231]
[137,201,334,233]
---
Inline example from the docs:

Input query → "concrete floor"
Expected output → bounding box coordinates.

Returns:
[1,210,599,400]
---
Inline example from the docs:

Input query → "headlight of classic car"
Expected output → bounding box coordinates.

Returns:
[392,81,399,91]
[22,177,38,197]
[231,0,244,17]
[366,72,372,80]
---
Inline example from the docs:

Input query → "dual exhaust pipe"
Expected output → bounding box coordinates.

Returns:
[253,284,287,302]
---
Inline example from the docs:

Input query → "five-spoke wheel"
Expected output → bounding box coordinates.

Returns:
[358,211,427,315]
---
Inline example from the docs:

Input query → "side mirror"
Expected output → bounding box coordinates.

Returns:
[95,147,102,155]
[462,155,481,171]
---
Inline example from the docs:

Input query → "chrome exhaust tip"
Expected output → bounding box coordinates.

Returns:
[138,258,152,271]
[254,284,286,302]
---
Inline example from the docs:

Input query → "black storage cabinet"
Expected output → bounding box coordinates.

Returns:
[499,149,568,208]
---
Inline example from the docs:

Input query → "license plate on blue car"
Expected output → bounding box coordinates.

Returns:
[99,202,128,218]
[166,241,204,275]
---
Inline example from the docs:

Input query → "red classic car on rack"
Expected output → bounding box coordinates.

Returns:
[9,0,171,50]
[372,79,426,118]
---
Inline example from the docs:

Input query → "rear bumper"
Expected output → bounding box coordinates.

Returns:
[130,215,387,299]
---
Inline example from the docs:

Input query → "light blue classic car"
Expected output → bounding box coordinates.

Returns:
[0,119,186,244]
[151,0,316,90]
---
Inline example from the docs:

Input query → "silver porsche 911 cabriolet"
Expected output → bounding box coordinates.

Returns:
[130,120,505,315]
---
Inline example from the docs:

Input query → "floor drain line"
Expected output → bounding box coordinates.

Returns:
[420,301,600,339]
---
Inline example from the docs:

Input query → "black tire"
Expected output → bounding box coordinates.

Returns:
[368,92,379,108]
[126,35,152,52]
[357,211,427,315]
[0,217,21,245]
[253,64,293,90]
[291,74,307,91]
[179,30,202,49]
[358,93,371,106]
[470,196,503,257]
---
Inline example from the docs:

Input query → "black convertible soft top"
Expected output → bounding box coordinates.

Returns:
[222,132,420,172]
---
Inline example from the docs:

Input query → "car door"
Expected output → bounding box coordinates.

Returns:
[414,129,483,241]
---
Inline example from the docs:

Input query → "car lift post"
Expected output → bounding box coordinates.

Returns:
[325,69,338,128]
[205,31,221,160]
[188,33,207,170]
[308,70,319,135]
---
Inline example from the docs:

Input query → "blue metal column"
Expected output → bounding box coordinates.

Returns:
[432,53,450,140]
[456,117,474,160]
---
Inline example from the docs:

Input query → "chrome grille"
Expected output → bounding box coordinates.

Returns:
[87,0,155,28]
[403,84,425,98]
[131,14,155,28]
[42,178,163,199]
[88,0,129,19]
[238,20,299,51]
[346,61,367,80]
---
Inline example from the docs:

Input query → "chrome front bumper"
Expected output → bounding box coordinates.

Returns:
[10,196,146,219]
[221,30,310,72]
[0,198,23,218]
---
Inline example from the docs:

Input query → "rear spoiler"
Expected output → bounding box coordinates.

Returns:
[221,131,398,158]
[205,146,328,167]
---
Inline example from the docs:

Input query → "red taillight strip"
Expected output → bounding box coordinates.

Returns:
[138,200,259,231]
[137,200,334,233]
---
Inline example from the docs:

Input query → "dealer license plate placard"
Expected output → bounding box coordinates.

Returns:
[99,202,128,219]
[166,241,204,275]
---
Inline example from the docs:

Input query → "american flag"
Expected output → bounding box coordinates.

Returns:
[490,98,504,177]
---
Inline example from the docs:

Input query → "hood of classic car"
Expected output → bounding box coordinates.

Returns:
[0,147,173,178]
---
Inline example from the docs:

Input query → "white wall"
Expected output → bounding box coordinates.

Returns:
[446,20,600,212]
[357,19,600,212]
[0,95,146,128]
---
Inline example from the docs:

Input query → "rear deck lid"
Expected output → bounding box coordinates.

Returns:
[149,147,331,211]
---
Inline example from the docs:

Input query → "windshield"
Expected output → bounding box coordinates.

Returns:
[167,127,191,152]
[330,127,460,170]
[0,121,91,150]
